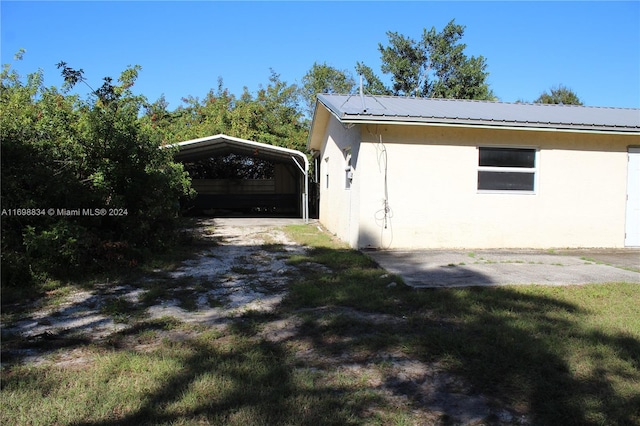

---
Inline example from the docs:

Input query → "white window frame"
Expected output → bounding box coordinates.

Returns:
[477,146,539,194]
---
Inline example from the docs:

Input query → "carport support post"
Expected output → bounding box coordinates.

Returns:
[291,156,309,223]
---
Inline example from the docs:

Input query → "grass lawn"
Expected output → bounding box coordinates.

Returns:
[1,223,639,425]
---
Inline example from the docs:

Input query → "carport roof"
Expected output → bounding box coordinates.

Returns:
[172,134,307,164]
[314,93,640,133]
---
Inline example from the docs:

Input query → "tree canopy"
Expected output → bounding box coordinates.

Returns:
[300,20,494,101]
[301,62,356,116]
[534,84,583,105]
[145,70,307,152]
[1,57,193,289]
[359,19,494,100]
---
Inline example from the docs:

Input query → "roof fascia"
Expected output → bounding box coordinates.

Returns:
[307,100,333,151]
[337,118,640,136]
[173,134,308,161]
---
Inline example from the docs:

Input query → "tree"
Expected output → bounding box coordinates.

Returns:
[534,85,583,105]
[1,57,193,290]
[255,69,306,150]
[156,70,308,153]
[378,32,426,96]
[229,70,306,151]
[56,63,194,245]
[355,62,392,96]
[423,21,493,100]
[358,19,494,100]
[301,62,356,116]
[1,60,87,286]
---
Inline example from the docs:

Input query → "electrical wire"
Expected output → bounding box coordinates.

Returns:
[372,131,393,248]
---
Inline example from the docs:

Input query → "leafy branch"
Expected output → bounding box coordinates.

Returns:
[56,61,118,106]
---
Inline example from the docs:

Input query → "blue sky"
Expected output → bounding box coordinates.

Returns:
[2,1,639,110]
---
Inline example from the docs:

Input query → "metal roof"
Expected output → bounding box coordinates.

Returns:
[172,134,307,164]
[316,94,640,133]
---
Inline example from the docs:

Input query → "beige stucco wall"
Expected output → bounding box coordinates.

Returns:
[317,116,361,246]
[319,119,638,249]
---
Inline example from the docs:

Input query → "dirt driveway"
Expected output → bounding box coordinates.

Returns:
[1,218,308,349]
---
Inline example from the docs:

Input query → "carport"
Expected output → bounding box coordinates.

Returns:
[172,134,309,222]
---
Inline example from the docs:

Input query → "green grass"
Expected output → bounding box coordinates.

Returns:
[2,223,639,426]
[281,224,640,425]
[1,323,402,425]
[100,296,146,323]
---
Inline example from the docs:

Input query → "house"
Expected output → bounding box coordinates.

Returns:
[308,94,640,249]
[173,134,309,221]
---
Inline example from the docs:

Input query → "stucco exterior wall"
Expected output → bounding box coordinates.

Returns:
[323,121,637,249]
[317,116,361,245]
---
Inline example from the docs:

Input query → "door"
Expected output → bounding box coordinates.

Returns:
[626,147,640,247]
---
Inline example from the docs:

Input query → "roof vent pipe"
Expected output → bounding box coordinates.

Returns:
[359,75,366,113]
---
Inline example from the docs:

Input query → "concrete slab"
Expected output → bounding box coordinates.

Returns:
[365,249,640,288]
[209,217,309,228]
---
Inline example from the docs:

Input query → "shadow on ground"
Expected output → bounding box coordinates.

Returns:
[2,223,639,425]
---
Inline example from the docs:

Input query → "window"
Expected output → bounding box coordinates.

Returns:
[477,147,537,192]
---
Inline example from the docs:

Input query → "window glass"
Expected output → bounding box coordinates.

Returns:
[478,147,537,192]
[478,171,535,191]
[479,148,535,168]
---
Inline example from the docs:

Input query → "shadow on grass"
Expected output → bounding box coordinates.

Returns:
[66,337,379,426]
[279,245,640,425]
[407,287,640,425]
[2,224,639,425]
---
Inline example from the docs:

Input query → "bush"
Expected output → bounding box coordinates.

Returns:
[1,57,194,292]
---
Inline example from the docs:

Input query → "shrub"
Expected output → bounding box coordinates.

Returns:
[1,56,194,291]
